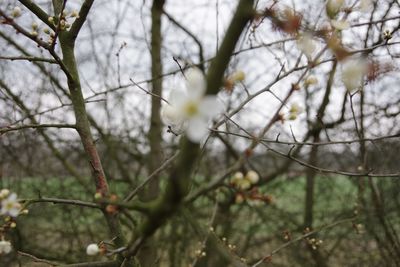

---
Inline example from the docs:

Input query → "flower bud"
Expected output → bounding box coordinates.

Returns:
[11,7,22,18]
[71,10,80,18]
[230,171,244,185]
[31,22,38,30]
[0,189,10,199]
[230,71,245,82]
[305,76,318,86]
[326,0,344,19]
[235,193,245,204]
[86,243,99,256]
[237,179,251,191]
[288,113,297,120]
[21,209,29,215]
[245,170,260,184]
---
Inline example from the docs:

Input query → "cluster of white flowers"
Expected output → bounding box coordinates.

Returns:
[0,189,25,255]
[327,0,373,30]
[161,68,223,143]
[230,170,260,191]
[0,189,21,217]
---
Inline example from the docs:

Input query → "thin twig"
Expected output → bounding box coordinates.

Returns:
[129,78,170,104]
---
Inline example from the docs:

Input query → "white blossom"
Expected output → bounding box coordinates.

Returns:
[245,170,260,184]
[297,33,316,59]
[342,59,367,91]
[160,90,185,130]
[331,19,350,30]
[0,240,12,254]
[1,193,21,217]
[11,6,21,18]
[287,103,303,120]
[71,10,80,18]
[326,0,344,18]
[236,179,251,191]
[305,76,318,86]
[228,71,245,83]
[0,189,10,199]
[160,68,222,143]
[230,172,244,184]
[86,243,100,256]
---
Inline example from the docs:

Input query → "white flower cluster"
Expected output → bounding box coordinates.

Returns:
[161,68,223,143]
[230,171,260,191]
[0,189,26,255]
[326,0,373,30]
[0,189,22,218]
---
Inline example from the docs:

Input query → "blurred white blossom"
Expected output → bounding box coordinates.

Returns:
[161,68,222,142]
[228,70,245,83]
[11,6,21,18]
[331,19,350,30]
[342,59,367,91]
[245,170,260,184]
[1,193,21,217]
[305,75,318,86]
[297,33,316,59]
[326,0,344,18]
[86,243,100,256]
[0,240,12,254]
[287,103,303,120]
[231,170,259,190]
[0,189,10,199]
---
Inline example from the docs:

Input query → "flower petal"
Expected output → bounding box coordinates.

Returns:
[297,33,316,59]
[168,87,187,107]
[331,19,349,30]
[9,207,20,217]
[185,68,206,99]
[186,118,209,143]
[8,193,17,201]
[161,104,185,129]
[199,95,223,118]
[342,58,367,91]
[0,241,12,254]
